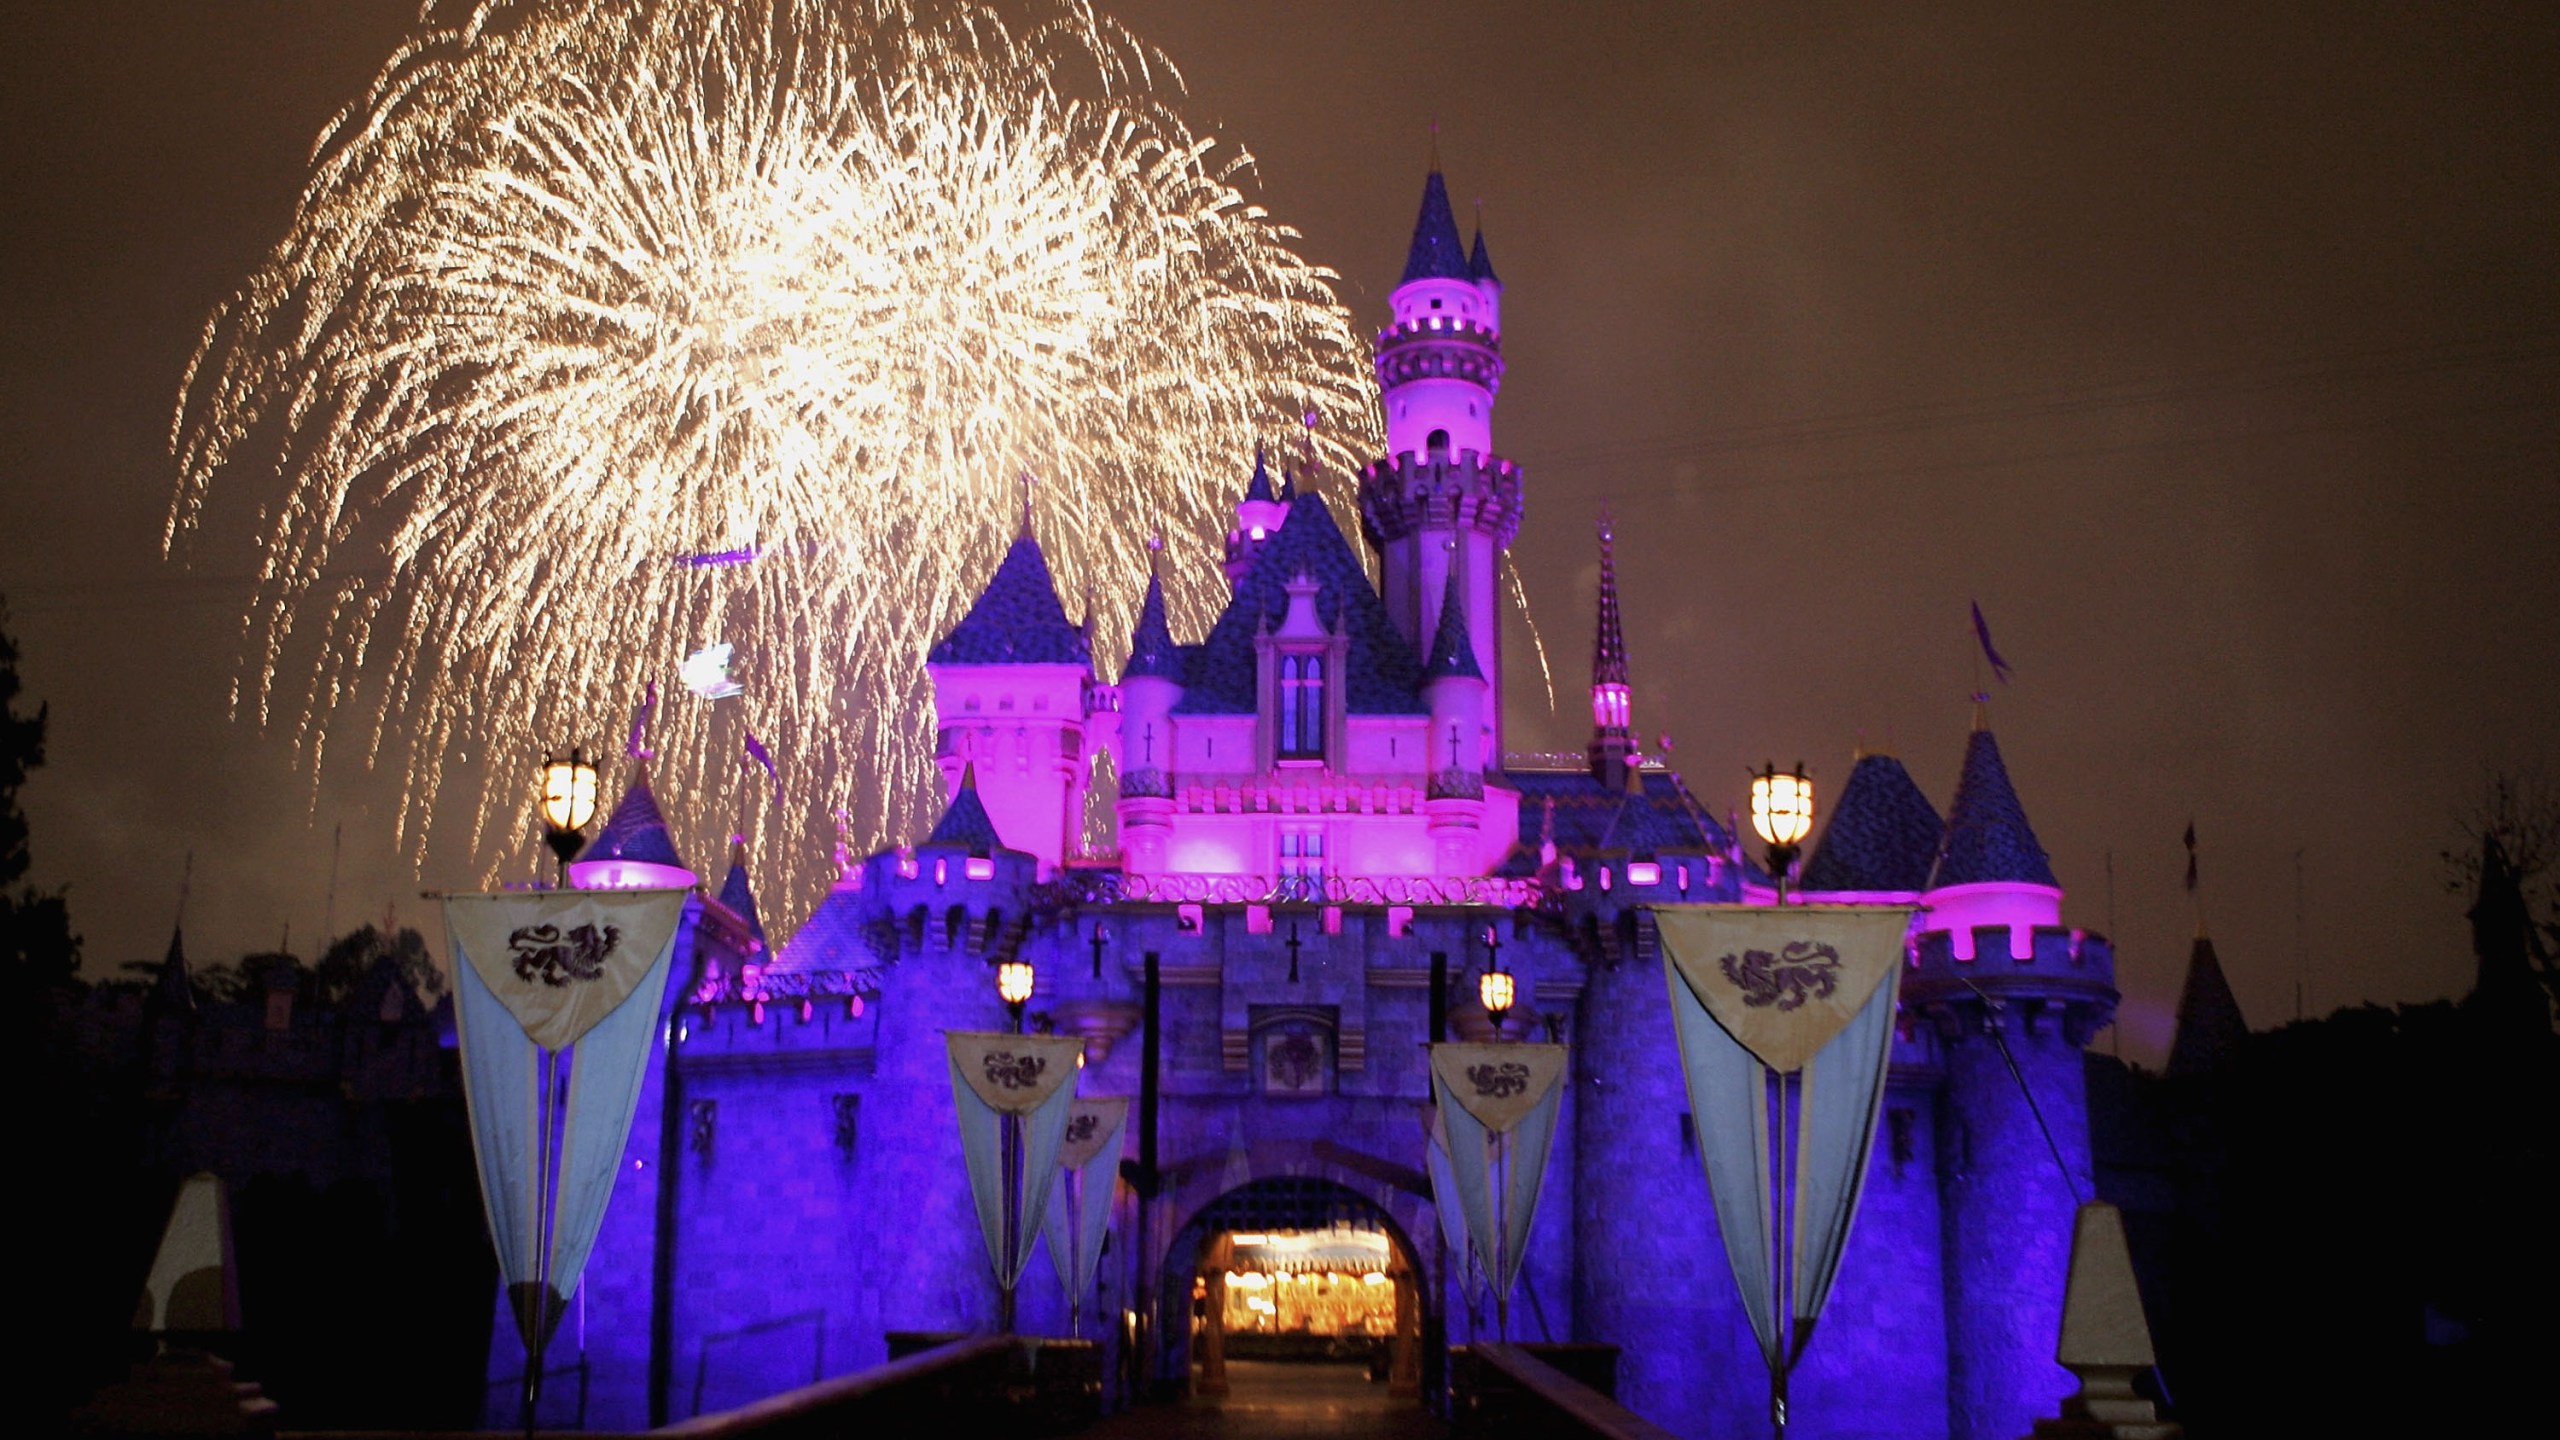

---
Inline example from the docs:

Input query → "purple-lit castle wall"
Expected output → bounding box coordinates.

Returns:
[494,163,2120,1440]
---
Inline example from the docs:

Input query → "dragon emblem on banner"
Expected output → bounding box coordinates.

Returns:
[1467,1061,1532,1098]
[1063,1112,1098,1145]
[982,1051,1048,1090]
[1719,940,1842,1012]
[507,923,622,987]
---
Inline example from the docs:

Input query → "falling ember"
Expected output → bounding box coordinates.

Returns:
[168,0,1379,928]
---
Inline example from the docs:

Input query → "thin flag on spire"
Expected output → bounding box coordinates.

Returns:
[2183,822,2198,893]
[627,681,658,759]
[1970,602,2014,685]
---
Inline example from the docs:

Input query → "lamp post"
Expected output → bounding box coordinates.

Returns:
[1478,924,1514,1037]
[538,748,600,888]
[1749,761,1815,905]
[1090,920,1109,979]
[998,957,1035,1033]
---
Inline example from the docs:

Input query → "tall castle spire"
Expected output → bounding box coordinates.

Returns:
[1588,514,1635,789]
[1355,158,1522,758]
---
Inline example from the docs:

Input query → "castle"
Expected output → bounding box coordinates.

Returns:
[516,165,2120,1440]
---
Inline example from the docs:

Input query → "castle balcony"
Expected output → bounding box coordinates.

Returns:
[1164,773,1431,817]
[1355,449,1526,547]
[1372,315,1506,392]
[1904,924,2118,1046]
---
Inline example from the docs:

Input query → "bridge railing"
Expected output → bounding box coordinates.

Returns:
[1451,1342,1678,1440]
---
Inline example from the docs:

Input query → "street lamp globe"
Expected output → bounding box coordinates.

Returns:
[541,749,600,832]
[997,957,1036,1032]
[1750,761,1815,898]
[1478,966,1516,1025]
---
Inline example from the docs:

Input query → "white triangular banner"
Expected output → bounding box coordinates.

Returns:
[445,889,688,1051]
[948,1032,1084,1290]
[1654,905,1909,1074]
[1428,1042,1567,1326]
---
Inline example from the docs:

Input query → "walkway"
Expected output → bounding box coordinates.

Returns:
[1081,1361,1447,1440]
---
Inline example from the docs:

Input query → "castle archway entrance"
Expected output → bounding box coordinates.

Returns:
[1156,1176,1428,1409]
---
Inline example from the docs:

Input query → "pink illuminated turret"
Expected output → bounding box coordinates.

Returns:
[1356,161,1522,758]
[1587,516,1636,790]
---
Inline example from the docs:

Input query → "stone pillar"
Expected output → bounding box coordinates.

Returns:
[1197,1234,1230,1396]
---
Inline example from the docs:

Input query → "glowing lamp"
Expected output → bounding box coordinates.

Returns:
[1479,966,1515,1025]
[537,748,600,884]
[997,957,1035,1031]
[1750,761,1815,899]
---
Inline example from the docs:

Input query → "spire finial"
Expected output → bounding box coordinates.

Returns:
[1018,472,1036,539]
[1428,116,1441,173]
[628,681,658,759]
[1588,511,1636,786]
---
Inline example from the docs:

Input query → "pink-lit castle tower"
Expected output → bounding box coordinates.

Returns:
[528,162,2120,1440]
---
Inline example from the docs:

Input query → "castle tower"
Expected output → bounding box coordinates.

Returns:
[925,528,1095,870]
[2165,931,2247,1077]
[1356,166,1523,758]
[1904,722,2117,1440]
[855,768,1034,1337]
[1420,561,1488,874]
[1587,517,1636,790]
[1115,568,1182,873]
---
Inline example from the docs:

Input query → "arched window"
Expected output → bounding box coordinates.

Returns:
[1278,654,1326,761]
[1427,428,1450,456]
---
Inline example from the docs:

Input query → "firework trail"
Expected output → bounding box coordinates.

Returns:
[170,0,1380,929]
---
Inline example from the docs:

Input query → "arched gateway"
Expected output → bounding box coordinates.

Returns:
[1155,1176,1429,1400]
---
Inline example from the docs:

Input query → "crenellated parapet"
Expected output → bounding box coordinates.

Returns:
[1355,449,1526,551]
[852,842,1037,967]
[1905,925,2118,1047]
[1372,313,1505,392]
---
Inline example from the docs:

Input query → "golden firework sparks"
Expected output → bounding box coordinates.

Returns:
[170,0,1380,930]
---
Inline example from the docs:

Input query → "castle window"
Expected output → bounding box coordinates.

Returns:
[1279,824,1325,879]
[1278,654,1326,760]
[1427,428,1449,456]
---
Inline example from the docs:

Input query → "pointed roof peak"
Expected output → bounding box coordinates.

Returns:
[1423,562,1484,682]
[1245,444,1277,503]
[1468,225,1499,285]
[577,763,688,872]
[928,532,1092,667]
[1592,513,1629,690]
[1929,727,2059,889]
[922,765,1005,856]
[716,837,767,951]
[1401,168,1472,285]
[1124,570,1183,680]
[1803,752,1945,893]
[2166,933,2247,1076]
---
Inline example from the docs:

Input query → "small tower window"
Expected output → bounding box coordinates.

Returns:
[1427,428,1450,456]
[1278,654,1327,761]
[1280,824,1325,878]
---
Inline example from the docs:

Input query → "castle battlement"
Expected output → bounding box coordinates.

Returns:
[1906,924,2118,1044]
[1354,449,1526,548]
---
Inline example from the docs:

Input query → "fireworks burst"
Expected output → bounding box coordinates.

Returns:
[170,0,1380,928]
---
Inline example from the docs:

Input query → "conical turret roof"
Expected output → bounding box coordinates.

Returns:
[150,927,195,1013]
[1123,571,1183,680]
[1929,728,2059,888]
[716,838,767,951]
[922,764,1005,855]
[1244,445,1278,503]
[2166,933,2247,1076]
[1401,169,1472,284]
[1803,752,1945,892]
[1469,227,1499,285]
[928,534,1091,666]
[579,766,688,871]
[1422,563,1483,682]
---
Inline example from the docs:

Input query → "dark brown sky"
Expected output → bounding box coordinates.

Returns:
[2,2,2553,1062]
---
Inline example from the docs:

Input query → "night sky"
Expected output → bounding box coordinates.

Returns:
[2,2,2552,1062]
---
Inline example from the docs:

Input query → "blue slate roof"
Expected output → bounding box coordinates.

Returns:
[1496,769,1732,875]
[1123,572,1183,680]
[579,768,688,870]
[922,766,1005,855]
[1469,229,1499,284]
[1930,728,2060,888]
[927,535,1091,667]
[769,885,866,976]
[1421,566,1483,682]
[1401,170,1472,285]
[1802,753,1944,893]
[716,842,767,949]
[1173,492,1427,716]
